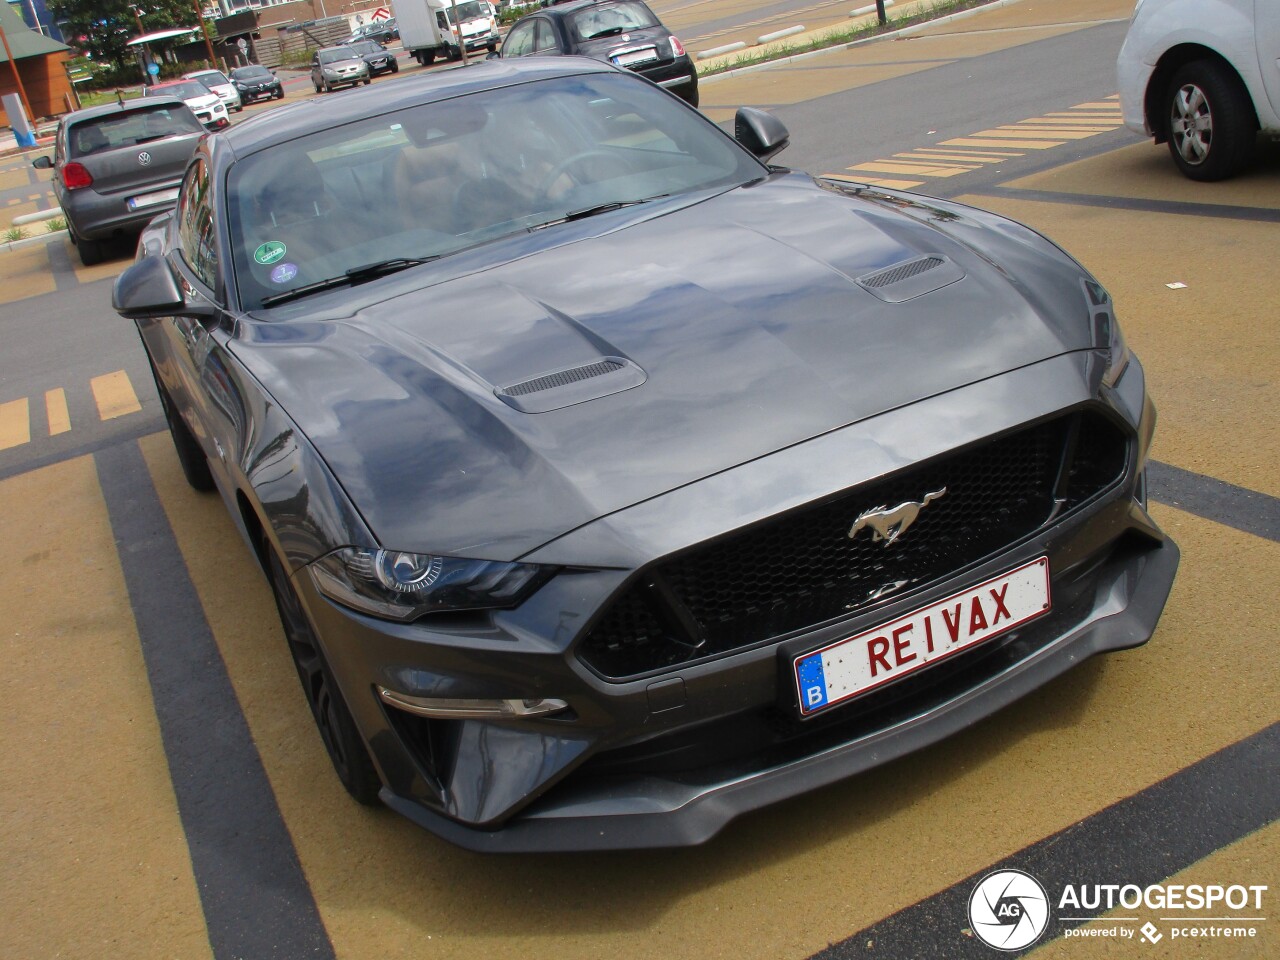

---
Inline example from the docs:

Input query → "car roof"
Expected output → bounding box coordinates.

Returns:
[540,0,646,17]
[60,96,189,125]
[185,69,223,77]
[220,58,617,158]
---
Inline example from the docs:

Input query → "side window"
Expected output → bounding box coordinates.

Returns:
[533,20,559,53]
[503,22,535,57]
[176,159,219,293]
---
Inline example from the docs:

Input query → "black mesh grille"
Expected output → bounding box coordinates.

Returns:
[578,411,1129,679]
[505,359,624,397]
[860,257,944,288]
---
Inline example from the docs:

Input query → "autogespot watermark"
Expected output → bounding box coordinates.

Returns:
[966,871,1269,950]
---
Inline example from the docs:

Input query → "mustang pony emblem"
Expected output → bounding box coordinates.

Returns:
[848,487,948,546]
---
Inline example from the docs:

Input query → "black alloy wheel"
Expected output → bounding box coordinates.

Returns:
[265,545,382,805]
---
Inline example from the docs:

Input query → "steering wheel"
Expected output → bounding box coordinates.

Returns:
[535,150,617,201]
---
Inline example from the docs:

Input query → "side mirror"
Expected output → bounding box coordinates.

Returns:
[32,155,52,169]
[112,255,213,320]
[734,107,789,163]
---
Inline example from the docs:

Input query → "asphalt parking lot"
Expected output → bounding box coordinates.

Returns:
[0,1,1276,957]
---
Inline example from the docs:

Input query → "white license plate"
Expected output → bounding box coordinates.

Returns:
[127,187,179,211]
[793,558,1051,716]
[613,48,658,67]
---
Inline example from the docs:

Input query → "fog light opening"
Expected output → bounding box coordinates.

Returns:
[377,686,569,720]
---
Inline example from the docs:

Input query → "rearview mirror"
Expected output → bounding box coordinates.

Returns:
[734,107,789,163]
[112,255,213,320]
[32,155,52,169]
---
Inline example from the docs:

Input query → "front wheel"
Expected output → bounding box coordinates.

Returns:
[149,360,215,492]
[275,89,285,99]
[1164,60,1256,181]
[364,77,371,85]
[265,544,381,805]
[391,62,399,73]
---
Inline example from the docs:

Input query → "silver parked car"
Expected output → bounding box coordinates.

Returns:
[32,97,205,265]
[311,45,372,92]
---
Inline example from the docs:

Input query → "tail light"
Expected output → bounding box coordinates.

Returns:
[61,162,93,190]
[670,35,686,57]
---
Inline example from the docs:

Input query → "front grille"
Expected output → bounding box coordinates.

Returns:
[578,410,1129,679]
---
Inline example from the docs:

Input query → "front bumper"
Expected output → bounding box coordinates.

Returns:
[293,350,1178,851]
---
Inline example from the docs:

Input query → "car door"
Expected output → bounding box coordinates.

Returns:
[143,156,246,487]
[1257,0,1280,123]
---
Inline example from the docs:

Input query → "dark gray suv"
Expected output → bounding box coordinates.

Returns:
[33,97,205,265]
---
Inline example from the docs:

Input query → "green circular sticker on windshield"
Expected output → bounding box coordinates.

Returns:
[254,240,287,265]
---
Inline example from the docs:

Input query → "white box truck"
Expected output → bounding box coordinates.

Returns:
[393,0,502,65]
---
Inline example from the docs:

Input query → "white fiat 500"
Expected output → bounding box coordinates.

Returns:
[1117,0,1280,180]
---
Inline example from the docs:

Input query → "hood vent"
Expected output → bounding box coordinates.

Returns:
[496,357,646,414]
[857,255,964,303]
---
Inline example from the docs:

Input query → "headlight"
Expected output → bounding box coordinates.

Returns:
[1084,278,1129,387]
[309,546,553,621]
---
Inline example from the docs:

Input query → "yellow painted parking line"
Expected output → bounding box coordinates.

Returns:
[90,370,142,421]
[918,146,1027,158]
[940,137,1065,149]
[45,388,70,435]
[0,398,30,450]
[975,128,1103,140]
[0,457,214,960]
[847,161,974,178]
[1075,101,1122,109]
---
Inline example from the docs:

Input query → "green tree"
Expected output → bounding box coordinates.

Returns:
[48,0,206,72]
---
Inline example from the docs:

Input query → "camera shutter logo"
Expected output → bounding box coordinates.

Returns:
[968,869,1050,951]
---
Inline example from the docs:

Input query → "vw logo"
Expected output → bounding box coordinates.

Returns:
[968,869,1050,951]
[137,151,152,166]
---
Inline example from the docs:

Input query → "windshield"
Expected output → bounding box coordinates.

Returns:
[192,71,229,85]
[151,82,210,101]
[231,66,272,80]
[349,41,383,54]
[319,48,359,63]
[227,73,763,311]
[570,1,658,41]
[448,1,489,22]
[69,104,202,158]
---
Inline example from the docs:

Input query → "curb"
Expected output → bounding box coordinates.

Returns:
[1,229,68,254]
[700,0,1029,86]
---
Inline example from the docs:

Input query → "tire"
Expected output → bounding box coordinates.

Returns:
[423,50,436,65]
[391,62,399,73]
[73,229,108,266]
[323,79,332,93]
[447,45,461,62]
[313,81,321,93]
[487,42,497,53]
[265,544,381,806]
[1164,59,1256,182]
[276,89,284,99]
[364,78,372,85]
[149,360,215,492]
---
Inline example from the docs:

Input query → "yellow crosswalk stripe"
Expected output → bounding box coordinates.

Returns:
[90,370,142,421]
[973,128,1098,140]
[0,397,31,450]
[45,388,70,435]
[847,160,974,178]
[824,173,925,189]
[893,153,984,168]
[939,137,1064,149]
[915,146,1026,158]
[1074,101,1122,110]
[1018,117,1120,126]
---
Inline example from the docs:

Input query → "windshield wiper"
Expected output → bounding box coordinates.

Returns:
[529,195,668,231]
[585,26,626,39]
[260,257,438,308]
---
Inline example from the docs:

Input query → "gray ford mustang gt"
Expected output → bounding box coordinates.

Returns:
[113,58,1179,852]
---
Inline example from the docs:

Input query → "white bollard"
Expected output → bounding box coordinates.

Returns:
[757,25,805,45]
[12,207,63,226]
[850,0,894,17]
[696,41,748,59]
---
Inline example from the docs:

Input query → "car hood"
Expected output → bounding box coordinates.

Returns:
[232,174,1095,561]
[184,94,222,109]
